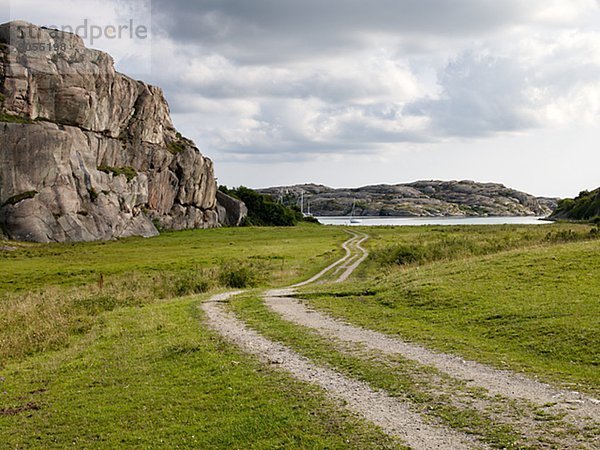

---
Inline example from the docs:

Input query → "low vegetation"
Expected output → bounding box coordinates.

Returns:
[2,221,599,446]
[0,225,406,448]
[167,140,186,154]
[0,297,396,448]
[0,113,33,124]
[98,165,137,182]
[166,133,189,155]
[2,190,38,207]
[369,222,600,267]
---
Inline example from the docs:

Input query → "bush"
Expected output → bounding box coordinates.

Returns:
[219,260,260,288]
[173,272,212,296]
[151,270,215,299]
[303,215,321,224]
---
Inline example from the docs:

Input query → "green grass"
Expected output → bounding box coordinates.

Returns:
[364,222,598,269]
[2,222,599,447]
[0,224,343,292]
[305,227,600,395]
[97,165,137,182]
[0,224,345,363]
[0,113,33,124]
[0,296,398,448]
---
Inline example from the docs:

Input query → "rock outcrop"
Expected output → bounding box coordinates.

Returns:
[0,21,224,242]
[216,191,248,227]
[260,181,558,217]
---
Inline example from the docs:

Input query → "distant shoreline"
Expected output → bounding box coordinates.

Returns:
[316,216,554,227]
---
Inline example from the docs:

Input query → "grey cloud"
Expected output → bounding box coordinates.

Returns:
[127,0,600,161]
[149,0,541,63]
[169,69,408,104]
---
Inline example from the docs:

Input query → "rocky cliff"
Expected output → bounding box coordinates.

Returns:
[260,181,558,217]
[0,21,236,242]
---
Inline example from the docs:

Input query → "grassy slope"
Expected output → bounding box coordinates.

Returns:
[306,226,600,395]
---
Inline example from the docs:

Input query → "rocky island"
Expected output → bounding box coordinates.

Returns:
[0,21,244,243]
[260,181,558,217]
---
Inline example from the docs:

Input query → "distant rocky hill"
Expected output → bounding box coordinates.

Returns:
[0,21,244,242]
[550,188,600,221]
[259,181,558,217]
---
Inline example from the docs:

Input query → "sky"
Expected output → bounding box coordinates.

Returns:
[2,0,600,197]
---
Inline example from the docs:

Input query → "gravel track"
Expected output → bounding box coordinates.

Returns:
[202,292,485,450]
[265,233,600,425]
[292,230,363,288]
[201,231,599,448]
[264,292,600,422]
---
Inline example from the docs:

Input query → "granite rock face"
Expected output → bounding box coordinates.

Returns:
[0,21,223,242]
[260,181,558,217]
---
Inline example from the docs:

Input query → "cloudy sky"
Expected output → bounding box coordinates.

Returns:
[3,0,600,197]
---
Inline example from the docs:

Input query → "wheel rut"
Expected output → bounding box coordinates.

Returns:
[202,292,482,450]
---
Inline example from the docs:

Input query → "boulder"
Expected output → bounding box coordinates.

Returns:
[216,191,248,227]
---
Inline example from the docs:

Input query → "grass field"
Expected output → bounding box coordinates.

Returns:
[1,225,404,448]
[0,225,346,292]
[304,223,600,395]
[0,224,346,362]
[1,221,599,447]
